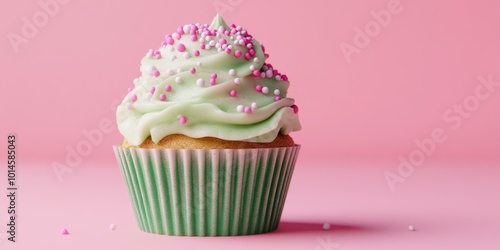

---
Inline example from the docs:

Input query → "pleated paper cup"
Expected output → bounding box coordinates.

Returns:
[113,145,300,236]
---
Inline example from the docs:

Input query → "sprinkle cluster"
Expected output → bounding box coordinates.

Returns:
[124,18,298,125]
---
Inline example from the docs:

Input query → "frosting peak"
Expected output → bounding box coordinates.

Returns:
[209,14,230,30]
[117,15,301,146]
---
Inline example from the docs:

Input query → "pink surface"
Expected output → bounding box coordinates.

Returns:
[1,159,500,249]
[1,0,500,249]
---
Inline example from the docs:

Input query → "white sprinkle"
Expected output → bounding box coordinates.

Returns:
[126,103,132,110]
[236,26,242,31]
[209,40,216,46]
[172,32,180,40]
[183,24,190,34]
[167,69,174,75]
[323,223,331,230]
[262,87,269,94]
[236,105,244,113]
[217,48,222,52]
[229,69,236,76]
[146,65,155,74]
[409,225,415,231]
[133,78,140,85]
[230,35,234,40]
[169,46,175,52]
[246,43,252,49]
[206,44,211,50]
[239,40,245,46]
[260,72,266,78]
[251,102,258,110]
[228,45,233,50]
[109,224,116,230]
[146,49,153,57]
[198,38,204,43]
[196,61,202,66]
[236,35,242,40]
[176,68,182,73]
[250,65,256,70]
[175,77,182,83]
[183,52,190,59]
[275,75,282,81]
[196,78,205,87]
[222,44,227,49]
[253,57,259,63]
[170,55,177,61]
[205,36,212,42]
[234,78,241,85]
[146,93,152,99]
[215,42,221,49]
[274,89,281,95]
[266,69,273,78]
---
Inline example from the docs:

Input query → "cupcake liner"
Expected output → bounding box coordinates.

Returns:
[113,145,300,236]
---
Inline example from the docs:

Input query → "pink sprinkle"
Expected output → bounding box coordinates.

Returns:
[210,78,216,85]
[244,53,251,60]
[230,90,237,97]
[61,229,69,235]
[127,87,132,92]
[219,38,227,45]
[191,35,198,41]
[249,49,256,56]
[159,93,166,101]
[255,85,263,92]
[282,75,288,81]
[165,85,172,92]
[234,50,242,58]
[190,67,196,74]
[179,117,187,124]
[150,86,156,94]
[152,69,160,77]
[200,43,206,50]
[177,27,184,35]
[131,94,137,102]
[166,37,174,45]
[291,105,299,114]
[194,50,200,56]
[253,70,260,77]
[177,43,186,52]
[160,41,167,47]
[275,96,281,101]
[225,47,232,54]
[262,45,266,52]
[211,73,217,79]
[244,107,252,114]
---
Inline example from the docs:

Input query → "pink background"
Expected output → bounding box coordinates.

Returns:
[1,0,499,249]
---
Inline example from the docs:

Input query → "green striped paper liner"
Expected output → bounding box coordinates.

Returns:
[113,145,300,236]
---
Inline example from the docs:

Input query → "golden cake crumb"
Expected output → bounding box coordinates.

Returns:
[122,134,295,149]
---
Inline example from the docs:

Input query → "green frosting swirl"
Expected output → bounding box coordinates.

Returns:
[117,15,301,145]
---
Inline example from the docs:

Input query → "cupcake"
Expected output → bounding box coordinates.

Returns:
[113,14,301,236]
